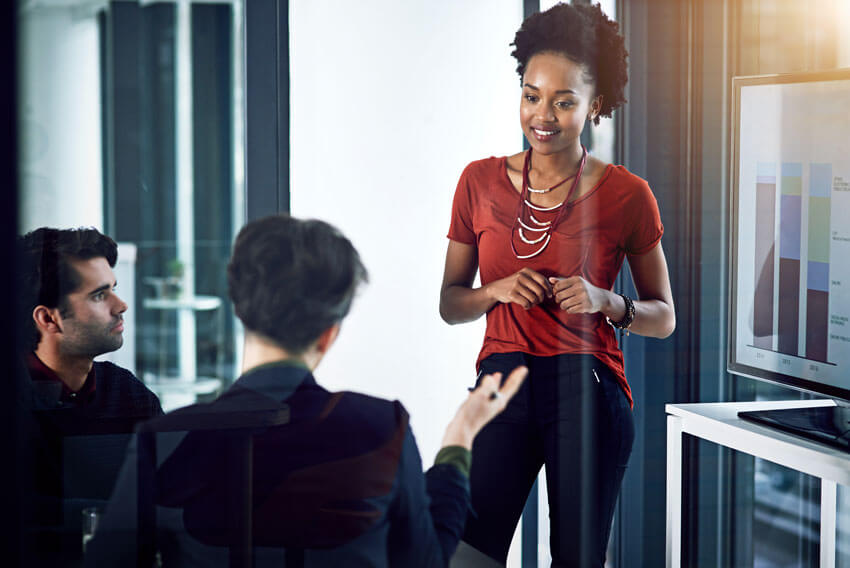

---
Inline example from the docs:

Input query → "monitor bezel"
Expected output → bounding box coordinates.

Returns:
[727,68,850,404]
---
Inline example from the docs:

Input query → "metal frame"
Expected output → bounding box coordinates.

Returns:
[666,400,849,568]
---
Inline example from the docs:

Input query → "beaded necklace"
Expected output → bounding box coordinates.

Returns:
[510,146,587,260]
[527,170,577,193]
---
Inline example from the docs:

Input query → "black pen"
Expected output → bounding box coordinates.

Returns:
[467,370,484,392]
[469,370,499,399]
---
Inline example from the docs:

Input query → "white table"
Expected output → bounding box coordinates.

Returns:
[666,399,850,568]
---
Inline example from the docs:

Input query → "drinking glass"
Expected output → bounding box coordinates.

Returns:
[81,507,101,553]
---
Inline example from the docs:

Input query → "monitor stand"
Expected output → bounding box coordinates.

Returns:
[738,402,850,453]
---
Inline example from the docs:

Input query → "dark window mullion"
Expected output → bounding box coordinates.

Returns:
[245,0,288,220]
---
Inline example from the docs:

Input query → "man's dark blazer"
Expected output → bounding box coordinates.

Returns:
[85,361,470,567]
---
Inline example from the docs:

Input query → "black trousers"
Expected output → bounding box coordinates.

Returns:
[462,352,634,567]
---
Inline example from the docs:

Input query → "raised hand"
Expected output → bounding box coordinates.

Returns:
[441,366,528,449]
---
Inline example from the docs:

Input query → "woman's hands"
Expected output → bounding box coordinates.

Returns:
[440,240,674,339]
[441,243,555,321]
[441,366,528,450]
[485,270,616,317]
[543,243,677,338]
[486,268,553,309]
[548,275,613,315]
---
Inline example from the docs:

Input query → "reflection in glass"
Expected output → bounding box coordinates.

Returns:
[18,0,245,412]
[752,458,820,567]
[746,382,820,567]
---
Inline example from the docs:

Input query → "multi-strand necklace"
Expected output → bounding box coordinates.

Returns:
[510,146,587,259]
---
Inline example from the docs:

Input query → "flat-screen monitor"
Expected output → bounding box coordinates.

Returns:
[728,69,850,450]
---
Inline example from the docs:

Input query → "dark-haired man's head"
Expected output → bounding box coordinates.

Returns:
[17,227,127,358]
[227,215,368,358]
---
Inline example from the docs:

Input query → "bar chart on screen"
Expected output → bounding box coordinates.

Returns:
[734,76,850,391]
[753,161,836,363]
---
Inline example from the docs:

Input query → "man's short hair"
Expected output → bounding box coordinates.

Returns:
[227,215,368,354]
[17,227,119,352]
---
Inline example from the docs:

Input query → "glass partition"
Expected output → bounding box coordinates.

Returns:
[17,0,245,412]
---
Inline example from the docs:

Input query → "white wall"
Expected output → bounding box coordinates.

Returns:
[18,4,104,232]
[290,0,523,465]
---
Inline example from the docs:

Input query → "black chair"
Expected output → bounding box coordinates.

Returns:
[134,405,292,568]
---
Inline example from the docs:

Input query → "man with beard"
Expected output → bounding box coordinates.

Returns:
[17,227,162,565]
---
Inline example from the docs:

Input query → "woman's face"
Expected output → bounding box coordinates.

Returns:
[520,52,600,157]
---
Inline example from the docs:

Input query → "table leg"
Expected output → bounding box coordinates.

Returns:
[821,479,837,568]
[667,415,683,568]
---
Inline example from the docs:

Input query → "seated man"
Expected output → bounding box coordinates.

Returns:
[17,227,163,564]
[86,215,526,567]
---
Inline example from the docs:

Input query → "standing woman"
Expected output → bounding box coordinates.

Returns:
[439,3,675,566]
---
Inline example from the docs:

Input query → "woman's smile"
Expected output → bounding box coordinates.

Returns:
[530,126,561,141]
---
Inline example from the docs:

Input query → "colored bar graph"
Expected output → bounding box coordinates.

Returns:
[806,163,831,362]
[778,163,802,356]
[751,160,834,364]
[753,162,776,349]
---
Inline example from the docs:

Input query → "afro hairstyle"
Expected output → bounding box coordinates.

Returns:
[511,2,628,125]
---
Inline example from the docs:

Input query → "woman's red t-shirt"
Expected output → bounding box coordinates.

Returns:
[447,157,664,406]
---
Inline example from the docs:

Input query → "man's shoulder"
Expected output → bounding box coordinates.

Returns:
[93,361,163,414]
[334,391,410,432]
[292,389,411,455]
[93,359,134,375]
[93,360,144,386]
